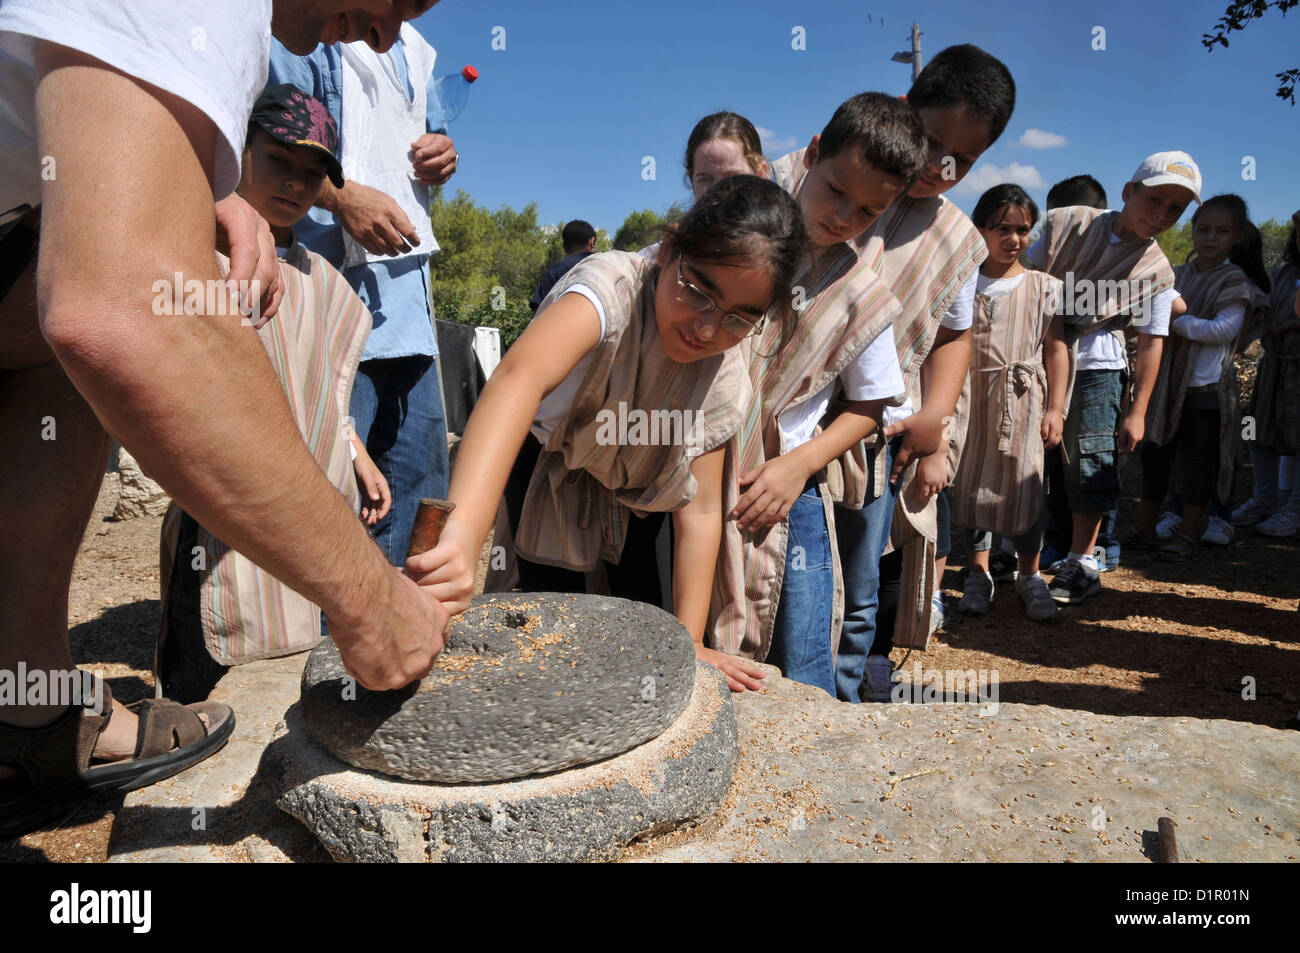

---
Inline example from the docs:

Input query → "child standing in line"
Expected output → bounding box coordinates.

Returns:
[412,176,808,693]
[952,185,1068,621]
[708,93,926,697]
[829,45,1014,703]
[1026,152,1199,606]
[1233,210,1300,538]
[1137,195,1268,558]
[159,85,392,702]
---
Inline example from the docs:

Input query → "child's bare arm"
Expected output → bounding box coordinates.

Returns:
[1042,315,1069,448]
[732,399,885,531]
[884,325,972,483]
[351,435,391,525]
[405,293,603,614]
[1119,333,1163,452]
[676,448,766,692]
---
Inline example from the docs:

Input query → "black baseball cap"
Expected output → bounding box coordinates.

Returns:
[249,84,344,188]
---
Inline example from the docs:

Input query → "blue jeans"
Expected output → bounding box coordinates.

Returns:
[350,355,450,567]
[767,481,836,697]
[832,439,901,703]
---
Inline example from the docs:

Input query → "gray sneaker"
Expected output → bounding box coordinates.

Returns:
[959,568,994,615]
[1016,573,1060,622]
[1048,559,1101,604]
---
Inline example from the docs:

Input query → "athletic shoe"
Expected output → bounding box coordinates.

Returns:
[1257,508,1300,538]
[1231,496,1275,527]
[1092,545,1116,573]
[1040,546,1067,574]
[861,655,897,703]
[1016,573,1060,622]
[1155,512,1182,542]
[929,592,947,635]
[988,548,1019,583]
[1048,559,1101,605]
[958,569,994,615]
[1201,515,1235,546]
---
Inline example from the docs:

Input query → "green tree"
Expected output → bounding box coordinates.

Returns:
[1259,217,1294,270]
[1203,1,1299,104]
[1157,221,1194,267]
[612,203,684,252]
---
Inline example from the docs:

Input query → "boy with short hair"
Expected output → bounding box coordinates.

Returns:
[159,84,392,702]
[831,44,1013,703]
[1029,152,1200,605]
[708,93,927,694]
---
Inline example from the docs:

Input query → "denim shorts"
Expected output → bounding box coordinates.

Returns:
[1063,369,1124,514]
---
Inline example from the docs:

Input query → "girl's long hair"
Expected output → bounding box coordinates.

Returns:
[1195,195,1270,293]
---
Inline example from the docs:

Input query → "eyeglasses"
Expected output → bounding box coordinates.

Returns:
[674,256,767,338]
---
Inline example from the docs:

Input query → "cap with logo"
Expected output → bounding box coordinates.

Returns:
[249,84,344,188]
[1129,151,1201,205]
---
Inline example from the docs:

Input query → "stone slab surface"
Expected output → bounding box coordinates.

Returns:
[627,667,1300,862]
[302,593,695,783]
[272,662,737,862]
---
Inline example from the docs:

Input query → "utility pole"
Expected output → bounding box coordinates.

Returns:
[891,22,922,82]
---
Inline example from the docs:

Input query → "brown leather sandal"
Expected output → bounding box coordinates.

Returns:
[0,682,234,839]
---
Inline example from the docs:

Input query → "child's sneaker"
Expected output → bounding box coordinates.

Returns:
[1091,545,1115,573]
[959,569,994,615]
[1040,546,1067,574]
[1201,515,1235,546]
[1048,559,1101,604]
[1016,573,1060,622]
[988,548,1019,583]
[1257,508,1300,538]
[929,592,947,635]
[1231,496,1274,527]
[1155,512,1182,542]
[860,655,897,703]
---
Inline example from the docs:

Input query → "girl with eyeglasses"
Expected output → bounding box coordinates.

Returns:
[409,176,807,691]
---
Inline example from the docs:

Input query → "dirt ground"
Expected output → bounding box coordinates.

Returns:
[3,450,1297,862]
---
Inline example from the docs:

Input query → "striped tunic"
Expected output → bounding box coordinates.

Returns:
[1254,262,1300,454]
[160,239,368,664]
[833,190,986,650]
[950,270,1064,537]
[1145,261,1254,504]
[708,149,905,659]
[508,252,748,571]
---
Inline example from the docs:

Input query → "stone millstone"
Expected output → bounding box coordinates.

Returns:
[271,662,738,862]
[301,593,695,784]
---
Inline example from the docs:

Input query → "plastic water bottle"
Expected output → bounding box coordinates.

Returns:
[427,65,479,134]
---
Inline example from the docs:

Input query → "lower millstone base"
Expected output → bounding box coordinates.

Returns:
[269,662,737,862]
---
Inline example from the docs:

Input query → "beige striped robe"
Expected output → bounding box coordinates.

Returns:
[1145,261,1255,504]
[950,271,1064,538]
[1254,262,1300,454]
[509,252,748,571]
[708,150,905,659]
[828,190,987,650]
[159,240,367,665]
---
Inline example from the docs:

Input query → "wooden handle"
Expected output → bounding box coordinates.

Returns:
[407,498,456,558]
[1156,816,1179,863]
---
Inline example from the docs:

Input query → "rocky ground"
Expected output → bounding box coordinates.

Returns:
[2,447,1297,862]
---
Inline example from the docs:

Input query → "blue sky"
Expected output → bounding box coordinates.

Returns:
[410,0,1300,235]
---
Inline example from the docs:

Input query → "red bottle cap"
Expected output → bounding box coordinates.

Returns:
[462,65,479,83]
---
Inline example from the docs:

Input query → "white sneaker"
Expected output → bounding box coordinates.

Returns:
[1201,515,1235,546]
[1155,512,1182,542]
[1231,496,1274,527]
[1257,508,1300,538]
[861,655,897,703]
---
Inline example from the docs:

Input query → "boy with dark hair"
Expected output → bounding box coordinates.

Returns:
[1029,152,1200,605]
[160,85,394,702]
[831,45,1013,703]
[1047,175,1108,212]
[531,219,599,310]
[710,92,926,694]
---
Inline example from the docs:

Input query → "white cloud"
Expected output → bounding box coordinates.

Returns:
[757,125,798,153]
[1019,128,1069,149]
[952,162,1047,196]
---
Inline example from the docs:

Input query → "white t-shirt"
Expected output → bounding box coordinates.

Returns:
[975,270,1026,298]
[0,0,270,223]
[881,267,977,427]
[531,285,607,442]
[777,324,904,450]
[1025,219,1175,372]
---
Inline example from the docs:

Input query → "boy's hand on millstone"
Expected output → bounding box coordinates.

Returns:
[335,570,450,691]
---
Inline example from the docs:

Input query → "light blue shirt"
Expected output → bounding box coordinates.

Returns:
[268,39,438,361]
